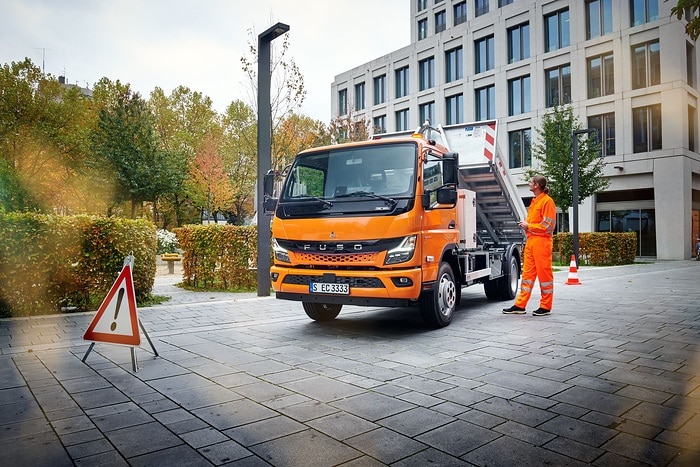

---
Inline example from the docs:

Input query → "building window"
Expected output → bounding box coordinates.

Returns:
[417,0,427,12]
[454,1,467,25]
[338,89,347,115]
[475,0,489,17]
[354,82,365,111]
[499,0,514,6]
[446,94,464,124]
[587,53,614,98]
[395,66,409,98]
[687,43,696,88]
[508,75,531,116]
[632,41,660,89]
[373,115,386,134]
[507,23,530,64]
[475,85,495,120]
[419,56,435,91]
[545,9,570,52]
[689,106,697,152]
[373,75,386,105]
[396,108,410,132]
[588,112,616,157]
[545,65,571,106]
[418,18,428,40]
[445,47,463,83]
[475,35,495,74]
[509,129,532,169]
[596,208,656,256]
[586,0,613,39]
[633,104,662,153]
[435,10,446,33]
[630,0,659,27]
[419,101,435,124]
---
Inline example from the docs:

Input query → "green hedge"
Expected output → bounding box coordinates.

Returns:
[174,224,257,290]
[0,213,156,317]
[553,232,637,266]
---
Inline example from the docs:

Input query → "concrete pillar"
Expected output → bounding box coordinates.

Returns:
[654,156,692,259]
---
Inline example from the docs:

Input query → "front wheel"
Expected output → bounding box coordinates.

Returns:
[302,302,342,322]
[420,262,457,328]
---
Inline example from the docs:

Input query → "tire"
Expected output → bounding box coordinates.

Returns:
[420,262,457,328]
[483,279,500,300]
[302,302,342,321]
[497,255,520,300]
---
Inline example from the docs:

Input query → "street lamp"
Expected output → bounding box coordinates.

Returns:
[571,128,596,267]
[257,22,289,297]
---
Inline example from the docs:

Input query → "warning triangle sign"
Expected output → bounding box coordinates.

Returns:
[83,264,141,346]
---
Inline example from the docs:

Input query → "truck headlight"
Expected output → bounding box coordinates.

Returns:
[385,235,417,265]
[272,238,290,263]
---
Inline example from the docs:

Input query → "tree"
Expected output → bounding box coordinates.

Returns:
[0,59,94,213]
[221,100,258,224]
[670,0,700,40]
[188,131,235,222]
[90,86,171,218]
[525,103,609,218]
[149,86,219,227]
[327,110,372,144]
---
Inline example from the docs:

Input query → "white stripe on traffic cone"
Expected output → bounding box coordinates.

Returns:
[564,254,581,285]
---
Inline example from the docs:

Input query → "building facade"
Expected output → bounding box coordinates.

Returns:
[331,0,700,260]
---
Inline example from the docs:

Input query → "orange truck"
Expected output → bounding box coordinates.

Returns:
[263,119,527,328]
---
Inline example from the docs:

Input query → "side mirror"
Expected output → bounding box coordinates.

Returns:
[263,196,277,214]
[263,172,275,197]
[443,152,458,185]
[436,186,457,205]
[263,172,277,215]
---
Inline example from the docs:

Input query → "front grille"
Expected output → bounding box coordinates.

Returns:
[283,275,384,288]
[296,252,377,264]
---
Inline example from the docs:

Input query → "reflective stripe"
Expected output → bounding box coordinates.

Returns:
[540,281,553,287]
[521,285,532,293]
[542,289,553,295]
[521,279,534,286]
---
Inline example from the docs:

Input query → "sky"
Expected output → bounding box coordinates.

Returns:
[0,0,410,122]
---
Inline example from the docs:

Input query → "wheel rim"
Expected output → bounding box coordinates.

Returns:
[508,259,519,295]
[437,273,456,317]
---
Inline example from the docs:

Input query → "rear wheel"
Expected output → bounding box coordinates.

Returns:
[497,255,520,300]
[420,262,457,328]
[302,302,342,322]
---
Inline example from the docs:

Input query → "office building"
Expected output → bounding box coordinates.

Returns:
[331,0,700,259]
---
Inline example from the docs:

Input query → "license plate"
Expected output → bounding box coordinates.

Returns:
[309,282,349,294]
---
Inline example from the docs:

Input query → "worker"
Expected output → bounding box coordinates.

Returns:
[503,174,556,316]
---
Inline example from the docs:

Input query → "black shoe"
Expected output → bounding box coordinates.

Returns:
[532,308,551,316]
[502,305,526,314]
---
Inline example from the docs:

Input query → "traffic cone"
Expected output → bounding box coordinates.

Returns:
[564,254,581,285]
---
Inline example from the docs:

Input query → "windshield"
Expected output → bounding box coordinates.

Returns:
[280,143,416,203]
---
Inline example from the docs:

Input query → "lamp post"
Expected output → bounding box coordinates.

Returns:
[257,22,289,297]
[571,128,596,267]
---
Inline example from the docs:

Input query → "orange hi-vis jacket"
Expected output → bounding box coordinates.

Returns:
[515,192,556,311]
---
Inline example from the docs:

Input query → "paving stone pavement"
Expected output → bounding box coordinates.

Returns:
[1,260,699,466]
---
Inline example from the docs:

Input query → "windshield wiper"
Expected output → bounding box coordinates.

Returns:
[335,191,397,207]
[288,195,333,208]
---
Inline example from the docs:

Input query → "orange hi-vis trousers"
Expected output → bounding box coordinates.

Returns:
[515,235,554,310]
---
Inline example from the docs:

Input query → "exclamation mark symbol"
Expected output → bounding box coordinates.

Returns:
[110,287,125,331]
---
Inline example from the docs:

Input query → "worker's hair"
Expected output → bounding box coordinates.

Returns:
[532,175,549,194]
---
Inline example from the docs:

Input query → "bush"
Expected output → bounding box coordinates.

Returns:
[553,232,637,266]
[0,213,156,317]
[174,224,258,291]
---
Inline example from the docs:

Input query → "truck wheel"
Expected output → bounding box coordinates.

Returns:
[497,255,520,300]
[483,279,500,300]
[420,262,457,328]
[302,302,342,322]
